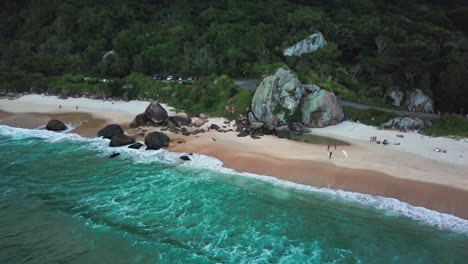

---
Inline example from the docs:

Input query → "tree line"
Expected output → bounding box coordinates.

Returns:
[0,0,467,113]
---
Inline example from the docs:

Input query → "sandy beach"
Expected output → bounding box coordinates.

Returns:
[1,95,468,219]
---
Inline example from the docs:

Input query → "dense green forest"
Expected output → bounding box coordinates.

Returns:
[0,0,467,113]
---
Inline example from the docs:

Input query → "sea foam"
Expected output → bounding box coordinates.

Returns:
[1,124,467,234]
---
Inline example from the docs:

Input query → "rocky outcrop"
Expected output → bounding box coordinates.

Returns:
[387,91,404,107]
[283,32,327,56]
[144,131,170,150]
[109,134,135,147]
[46,120,67,131]
[249,67,303,128]
[169,112,191,127]
[275,125,292,139]
[145,102,168,124]
[380,117,427,131]
[407,89,433,113]
[135,113,150,127]
[248,66,344,133]
[288,122,306,135]
[301,90,344,128]
[302,84,321,93]
[97,124,124,139]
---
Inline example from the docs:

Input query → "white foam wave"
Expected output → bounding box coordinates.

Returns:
[1,124,467,234]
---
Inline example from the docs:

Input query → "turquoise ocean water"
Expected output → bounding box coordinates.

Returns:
[0,125,467,264]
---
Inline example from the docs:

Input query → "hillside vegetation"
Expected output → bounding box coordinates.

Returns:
[1,0,467,113]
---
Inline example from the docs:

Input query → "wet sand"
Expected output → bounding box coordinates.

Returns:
[0,111,108,137]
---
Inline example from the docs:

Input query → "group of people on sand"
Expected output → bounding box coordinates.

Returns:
[370,136,378,142]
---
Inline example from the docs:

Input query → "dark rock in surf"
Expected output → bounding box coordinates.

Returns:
[128,142,143,149]
[180,155,191,161]
[109,134,135,147]
[109,152,120,158]
[144,131,170,150]
[46,119,67,131]
[97,124,124,139]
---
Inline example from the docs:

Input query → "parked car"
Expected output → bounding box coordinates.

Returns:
[187,76,193,81]
[178,76,183,81]
[167,76,174,81]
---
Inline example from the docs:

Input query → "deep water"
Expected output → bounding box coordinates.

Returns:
[0,125,467,264]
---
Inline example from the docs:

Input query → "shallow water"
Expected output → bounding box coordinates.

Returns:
[0,125,467,263]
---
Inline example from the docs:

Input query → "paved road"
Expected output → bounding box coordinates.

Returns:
[234,79,259,90]
[234,79,440,120]
[340,100,440,119]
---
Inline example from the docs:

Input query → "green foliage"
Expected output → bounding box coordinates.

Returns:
[422,115,468,138]
[342,106,397,126]
[0,0,467,113]
[167,75,253,119]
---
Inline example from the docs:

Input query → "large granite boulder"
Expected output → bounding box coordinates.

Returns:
[283,32,327,56]
[301,89,344,128]
[380,117,426,131]
[387,91,404,107]
[249,67,303,128]
[407,89,433,113]
[97,124,124,139]
[46,120,67,131]
[169,112,191,127]
[145,102,168,124]
[109,134,135,147]
[144,131,170,150]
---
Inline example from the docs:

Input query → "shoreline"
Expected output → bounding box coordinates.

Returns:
[1,95,468,220]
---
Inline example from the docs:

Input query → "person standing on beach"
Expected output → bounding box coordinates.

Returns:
[329,152,332,159]
[334,144,337,150]
[59,105,61,109]
[327,145,330,151]
[76,106,78,110]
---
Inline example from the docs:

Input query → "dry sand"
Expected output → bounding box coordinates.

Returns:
[2,96,468,219]
[0,94,174,124]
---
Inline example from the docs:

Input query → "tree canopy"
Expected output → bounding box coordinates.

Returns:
[0,0,467,112]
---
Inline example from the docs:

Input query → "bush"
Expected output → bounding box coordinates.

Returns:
[422,115,468,138]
